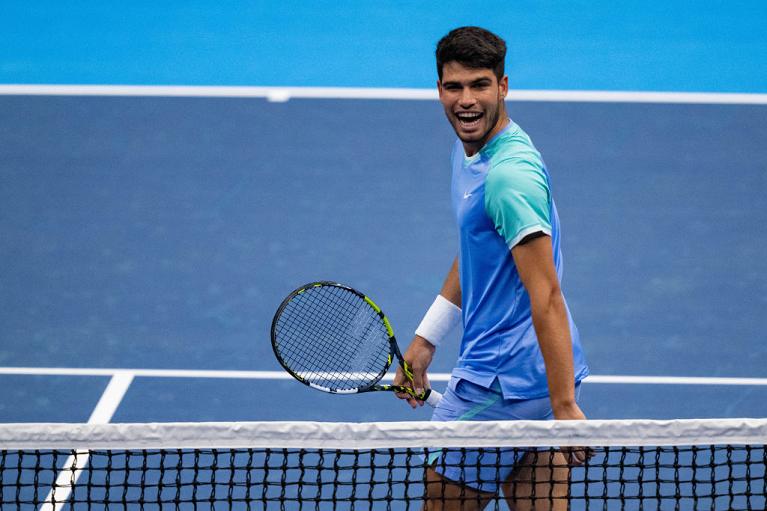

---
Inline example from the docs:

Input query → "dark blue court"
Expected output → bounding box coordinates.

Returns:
[1,95,765,423]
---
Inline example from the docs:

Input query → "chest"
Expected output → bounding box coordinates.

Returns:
[451,158,495,233]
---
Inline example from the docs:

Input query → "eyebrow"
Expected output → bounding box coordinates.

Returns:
[442,77,493,87]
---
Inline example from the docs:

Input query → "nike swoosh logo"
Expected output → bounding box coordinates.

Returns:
[463,191,472,199]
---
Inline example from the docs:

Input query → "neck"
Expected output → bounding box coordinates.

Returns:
[463,116,509,156]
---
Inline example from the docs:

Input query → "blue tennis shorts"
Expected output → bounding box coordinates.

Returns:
[428,377,582,494]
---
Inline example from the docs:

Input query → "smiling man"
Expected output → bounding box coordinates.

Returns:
[393,27,590,510]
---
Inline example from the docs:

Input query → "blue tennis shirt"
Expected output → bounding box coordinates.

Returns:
[450,120,589,400]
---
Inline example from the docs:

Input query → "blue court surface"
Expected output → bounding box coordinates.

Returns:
[1,2,767,427]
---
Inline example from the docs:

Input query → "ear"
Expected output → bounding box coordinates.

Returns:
[437,79,443,98]
[499,75,509,98]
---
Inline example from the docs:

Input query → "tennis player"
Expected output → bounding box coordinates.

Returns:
[393,27,590,510]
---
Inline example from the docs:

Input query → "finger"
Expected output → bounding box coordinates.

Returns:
[392,380,420,407]
[407,364,431,401]
[392,366,406,386]
[399,360,418,387]
[421,373,431,399]
[563,446,590,466]
[393,384,412,400]
[392,368,413,397]
[575,446,594,464]
[396,386,425,407]
[409,369,424,397]
[397,390,418,408]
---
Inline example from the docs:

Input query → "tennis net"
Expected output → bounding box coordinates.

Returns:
[1,418,766,510]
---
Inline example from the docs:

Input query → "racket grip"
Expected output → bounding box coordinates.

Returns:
[425,389,442,407]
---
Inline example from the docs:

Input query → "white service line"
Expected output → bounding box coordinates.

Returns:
[1,84,766,104]
[584,375,767,386]
[1,366,766,385]
[39,372,134,511]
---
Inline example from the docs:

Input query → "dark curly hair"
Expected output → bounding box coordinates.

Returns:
[435,26,507,81]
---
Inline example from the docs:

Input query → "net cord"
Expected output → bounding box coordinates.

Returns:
[1,419,766,451]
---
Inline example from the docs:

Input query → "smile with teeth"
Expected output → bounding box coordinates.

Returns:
[455,111,484,128]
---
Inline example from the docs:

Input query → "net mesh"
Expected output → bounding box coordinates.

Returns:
[272,284,392,391]
[1,420,766,510]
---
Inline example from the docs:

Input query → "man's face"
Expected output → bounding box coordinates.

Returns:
[438,61,508,154]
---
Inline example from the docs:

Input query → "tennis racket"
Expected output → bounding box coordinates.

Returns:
[271,281,442,406]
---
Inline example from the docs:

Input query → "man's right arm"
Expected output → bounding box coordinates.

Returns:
[394,257,461,408]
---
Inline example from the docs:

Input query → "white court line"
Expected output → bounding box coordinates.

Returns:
[1,84,767,104]
[39,372,134,511]
[1,366,766,385]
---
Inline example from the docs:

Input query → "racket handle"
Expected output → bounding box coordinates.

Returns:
[425,389,442,407]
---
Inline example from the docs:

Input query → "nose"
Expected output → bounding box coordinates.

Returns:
[459,87,476,107]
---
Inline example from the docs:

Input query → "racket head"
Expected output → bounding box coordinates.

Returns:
[271,281,396,394]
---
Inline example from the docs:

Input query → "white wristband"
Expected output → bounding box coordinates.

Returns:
[415,295,462,347]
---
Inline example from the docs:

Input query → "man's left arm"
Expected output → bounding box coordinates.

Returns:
[511,235,586,421]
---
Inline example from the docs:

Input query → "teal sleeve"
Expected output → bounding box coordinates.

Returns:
[484,158,552,248]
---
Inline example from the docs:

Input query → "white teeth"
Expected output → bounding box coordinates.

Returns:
[456,112,482,121]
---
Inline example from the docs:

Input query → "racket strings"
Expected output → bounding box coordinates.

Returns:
[274,285,391,391]
[278,289,388,387]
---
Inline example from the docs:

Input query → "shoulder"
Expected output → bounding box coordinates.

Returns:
[485,157,549,203]
[485,125,547,193]
[488,123,544,166]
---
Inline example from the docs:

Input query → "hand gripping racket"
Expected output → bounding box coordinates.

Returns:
[271,281,442,406]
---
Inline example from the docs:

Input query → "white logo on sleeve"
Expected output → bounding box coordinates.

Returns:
[463,191,472,199]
